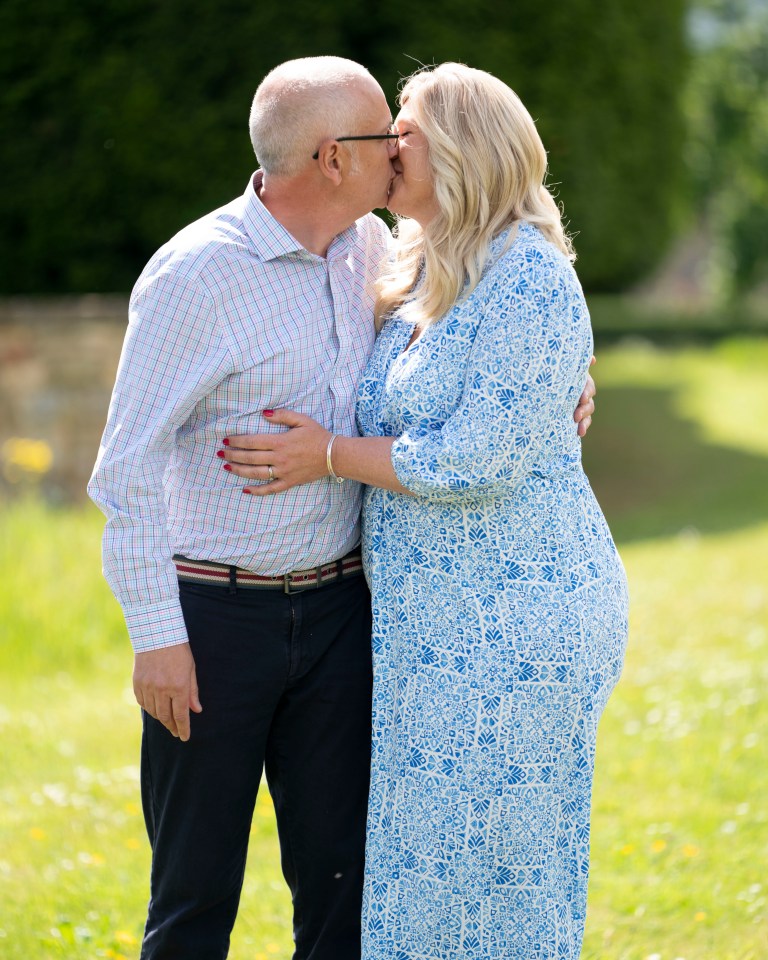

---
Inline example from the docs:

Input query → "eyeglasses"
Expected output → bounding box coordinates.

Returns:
[312,130,399,160]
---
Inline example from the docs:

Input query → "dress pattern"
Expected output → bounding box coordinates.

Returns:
[357,222,629,959]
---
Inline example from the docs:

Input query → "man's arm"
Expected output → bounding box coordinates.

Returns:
[88,267,232,739]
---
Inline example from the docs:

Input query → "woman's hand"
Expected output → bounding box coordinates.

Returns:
[218,410,331,496]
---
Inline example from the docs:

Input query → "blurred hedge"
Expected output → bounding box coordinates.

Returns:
[1,0,687,294]
[587,294,768,344]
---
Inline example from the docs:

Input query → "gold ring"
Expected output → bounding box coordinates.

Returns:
[267,464,274,482]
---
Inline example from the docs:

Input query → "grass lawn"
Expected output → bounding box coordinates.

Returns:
[1,336,766,959]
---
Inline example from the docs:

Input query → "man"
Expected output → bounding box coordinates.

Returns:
[89,56,595,960]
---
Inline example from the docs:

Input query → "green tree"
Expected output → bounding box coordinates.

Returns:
[0,0,688,294]
[686,0,768,298]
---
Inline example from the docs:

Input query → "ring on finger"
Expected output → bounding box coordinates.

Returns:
[267,464,274,482]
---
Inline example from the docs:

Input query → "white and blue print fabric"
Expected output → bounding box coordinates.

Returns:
[357,222,629,959]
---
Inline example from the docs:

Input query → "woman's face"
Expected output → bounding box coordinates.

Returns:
[387,104,439,226]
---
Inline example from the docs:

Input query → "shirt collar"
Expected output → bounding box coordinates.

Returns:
[327,221,358,261]
[242,171,307,262]
[242,171,357,263]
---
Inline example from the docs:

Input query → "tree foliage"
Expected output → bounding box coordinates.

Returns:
[686,0,768,298]
[0,0,687,293]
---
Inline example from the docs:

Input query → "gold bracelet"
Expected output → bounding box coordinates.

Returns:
[326,434,345,484]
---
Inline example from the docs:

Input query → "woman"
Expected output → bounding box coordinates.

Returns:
[224,63,628,959]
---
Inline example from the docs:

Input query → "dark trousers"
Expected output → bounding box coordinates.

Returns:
[139,574,373,960]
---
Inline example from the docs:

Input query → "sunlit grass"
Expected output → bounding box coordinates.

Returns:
[584,522,768,960]
[0,502,293,959]
[591,336,768,457]
[1,336,767,959]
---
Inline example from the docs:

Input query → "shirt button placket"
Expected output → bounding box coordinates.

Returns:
[327,257,353,433]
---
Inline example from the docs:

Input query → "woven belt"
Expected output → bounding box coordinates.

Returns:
[173,550,363,595]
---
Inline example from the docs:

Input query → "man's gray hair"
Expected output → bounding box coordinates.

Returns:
[250,57,379,176]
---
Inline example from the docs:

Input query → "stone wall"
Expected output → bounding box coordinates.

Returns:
[0,297,128,502]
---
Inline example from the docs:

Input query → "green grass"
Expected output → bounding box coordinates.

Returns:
[1,336,767,960]
[0,503,292,960]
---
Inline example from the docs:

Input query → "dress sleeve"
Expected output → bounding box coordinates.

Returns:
[390,244,592,501]
[87,265,233,652]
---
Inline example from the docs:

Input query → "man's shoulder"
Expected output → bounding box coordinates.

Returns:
[136,194,252,293]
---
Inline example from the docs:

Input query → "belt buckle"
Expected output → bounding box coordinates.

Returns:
[283,564,324,595]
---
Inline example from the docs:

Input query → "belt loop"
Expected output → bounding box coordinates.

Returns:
[228,565,238,595]
[336,558,343,583]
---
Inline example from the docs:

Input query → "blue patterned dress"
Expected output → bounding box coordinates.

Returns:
[356,222,629,959]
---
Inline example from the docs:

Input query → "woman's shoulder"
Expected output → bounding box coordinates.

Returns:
[465,223,588,338]
[495,221,568,268]
[484,222,579,295]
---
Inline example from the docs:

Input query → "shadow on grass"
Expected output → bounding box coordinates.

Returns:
[582,385,768,543]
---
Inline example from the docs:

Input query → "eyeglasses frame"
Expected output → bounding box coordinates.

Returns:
[312,133,400,161]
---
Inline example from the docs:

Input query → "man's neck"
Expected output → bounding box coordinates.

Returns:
[256,173,357,258]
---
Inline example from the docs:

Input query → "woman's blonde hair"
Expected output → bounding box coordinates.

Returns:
[375,63,574,329]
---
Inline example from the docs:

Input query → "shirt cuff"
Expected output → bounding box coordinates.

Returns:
[390,433,469,499]
[122,597,190,653]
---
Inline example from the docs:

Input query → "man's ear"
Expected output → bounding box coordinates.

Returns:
[315,142,345,186]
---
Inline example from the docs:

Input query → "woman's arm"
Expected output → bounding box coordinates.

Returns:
[220,411,411,495]
[377,252,592,501]
[223,248,595,498]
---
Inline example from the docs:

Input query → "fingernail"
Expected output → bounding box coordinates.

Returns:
[222,438,230,446]
[216,450,225,458]
[223,463,232,472]
[242,487,251,494]
[263,409,274,417]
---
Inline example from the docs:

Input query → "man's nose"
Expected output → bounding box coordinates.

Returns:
[387,138,399,158]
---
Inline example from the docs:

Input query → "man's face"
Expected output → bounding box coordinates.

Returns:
[344,84,398,214]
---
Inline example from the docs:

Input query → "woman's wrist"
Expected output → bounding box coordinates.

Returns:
[327,435,409,494]
[326,434,345,483]
[331,435,357,482]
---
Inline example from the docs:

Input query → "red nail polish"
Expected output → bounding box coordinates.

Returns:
[216,450,225,458]
[222,438,230,446]
[263,409,274,417]
[223,463,232,472]
[242,487,251,494]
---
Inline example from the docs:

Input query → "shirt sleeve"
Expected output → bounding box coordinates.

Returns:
[88,264,234,652]
[390,245,592,501]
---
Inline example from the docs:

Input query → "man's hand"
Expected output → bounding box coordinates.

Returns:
[574,356,597,438]
[133,643,202,742]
